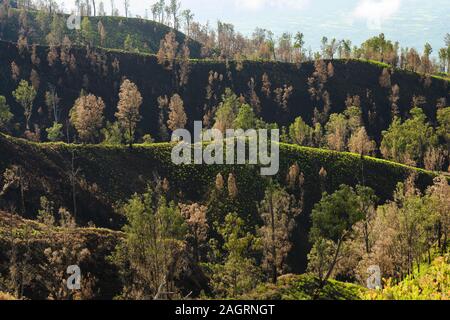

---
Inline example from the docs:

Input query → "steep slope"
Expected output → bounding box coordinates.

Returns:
[0,8,202,57]
[0,210,208,299]
[0,210,122,299]
[0,133,438,272]
[0,40,448,144]
[0,210,366,300]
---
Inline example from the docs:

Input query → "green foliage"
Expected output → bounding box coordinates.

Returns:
[0,132,438,232]
[213,88,240,132]
[0,96,13,130]
[101,122,124,146]
[142,134,154,145]
[124,34,138,52]
[289,116,314,146]
[111,184,186,299]
[358,34,396,62]
[344,105,363,134]
[244,274,364,300]
[81,17,95,45]
[46,122,63,142]
[46,13,66,45]
[381,107,438,166]
[0,132,446,300]
[2,9,201,56]
[207,212,261,298]
[121,186,186,244]
[311,185,364,243]
[37,196,55,226]
[307,238,336,280]
[309,185,366,283]
[366,254,450,300]
[12,80,36,130]
[437,107,450,146]
[233,103,258,130]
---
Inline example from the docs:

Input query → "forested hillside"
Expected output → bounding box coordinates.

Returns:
[0,39,448,143]
[0,8,202,57]
[0,1,448,302]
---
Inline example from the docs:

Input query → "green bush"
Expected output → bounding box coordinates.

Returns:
[365,254,450,300]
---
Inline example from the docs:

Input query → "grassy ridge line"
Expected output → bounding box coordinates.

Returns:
[279,142,436,175]
[0,133,440,272]
[0,132,440,185]
[1,132,440,207]
[2,132,437,176]
[0,210,122,241]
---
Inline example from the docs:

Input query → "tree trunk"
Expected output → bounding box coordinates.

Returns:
[19,168,25,215]
[193,232,199,263]
[437,221,442,250]
[71,151,77,220]
[323,235,345,285]
[128,124,133,149]
[269,191,277,284]
[364,222,370,254]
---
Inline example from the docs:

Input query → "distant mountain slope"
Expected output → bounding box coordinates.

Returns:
[0,8,202,57]
[0,40,448,144]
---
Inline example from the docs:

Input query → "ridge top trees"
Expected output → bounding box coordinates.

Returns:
[289,116,314,147]
[348,127,376,156]
[115,78,143,148]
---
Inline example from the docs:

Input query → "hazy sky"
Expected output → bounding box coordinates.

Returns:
[59,0,449,53]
